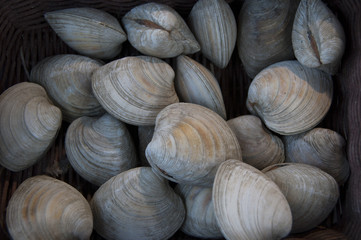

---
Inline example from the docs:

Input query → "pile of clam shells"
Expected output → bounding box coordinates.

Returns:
[0,0,349,239]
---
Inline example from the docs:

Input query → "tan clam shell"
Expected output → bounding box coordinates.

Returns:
[91,167,185,240]
[188,0,237,68]
[146,103,242,187]
[246,60,333,135]
[213,159,292,240]
[45,7,127,59]
[0,82,62,171]
[65,113,138,186]
[263,163,339,233]
[292,0,345,75]
[122,2,200,58]
[175,55,227,119]
[284,128,350,185]
[30,54,104,122]
[237,0,300,78]
[6,175,93,240]
[138,125,154,166]
[175,184,222,239]
[92,56,179,126]
[227,115,285,169]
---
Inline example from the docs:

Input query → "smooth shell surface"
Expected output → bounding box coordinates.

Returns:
[91,167,185,240]
[213,159,292,240]
[45,7,127,59]
[146,103,242,187]
[246,60,333,135]
[138,125,155,166]
[292,0,345,74]
[237,0,300,78]
[0,82,62,171]
[30,54,104,122]
[227,115,285,169]
[65,113,138,186]
[92,56,179,126]
[263,163,339,233]
[175,55,227,119]
[122,3,200,58]
[188,0,237,68]
[175,184,222,239]
[6,175,93,240]
[284,128,349,185]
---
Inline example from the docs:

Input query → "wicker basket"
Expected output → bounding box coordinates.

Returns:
[0,0,360,239]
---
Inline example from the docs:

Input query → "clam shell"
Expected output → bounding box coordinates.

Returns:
[65,113,138,186]
[6,175,93,240]
[0,82,62,171]
[122,3,200,58]
[188,0,237,68]
[213,159,292,240]
[227,115,285,169]
[146,103,242,187]
[30,54,104,122]
[284,128,350,185]
[138,125,155,166]
[92,56,179,126]
[91,167,185,240]
[175,55,227,119]
[292,0,345,75]
[263,163,339,233]
[175,184,222,239]
[45,7,127,59]
[237,0,300,78]
[246,60,333,135]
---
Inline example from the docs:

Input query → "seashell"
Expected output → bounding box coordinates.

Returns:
[6,175,93,240]
[188,0,237,68]
[175,184,222,239]
[45,7,127,59]
[213,159,292,240]
[122,3,200,58]
[292,0,345,75]
[91,167,185,240]
[284,128,350,185]
[175,55,227,119]
[0,82,62,172]
[92,56,179,126]
[65,113,138,186]
[237,0,300,78]
[263,163,339,233]
[30,54,104,122]
[246,60,333,135]
[227,115,285,169]
[146,103,242,187]
[138,125,155,166]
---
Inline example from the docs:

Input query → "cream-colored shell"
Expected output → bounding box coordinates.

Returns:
[284,128,349,185]
[146,103,242,187]
[175,184,222,239]
[45,7,127,59]
[122,3,200,58]
[6,175,93,240]
[213,159,292,240]
[227,115,285,169]
[237,0,299,78]
[246,60,333,135]
[138,125,154,166]
[175,55,227,119]
[91,167,185,240]
[292,0,345,74]
[30,54,104,122]
[0,82,62,171]
[263,163,339,233]
[65,113,138,186]
[92,56,179,126]
[188,0,237,68]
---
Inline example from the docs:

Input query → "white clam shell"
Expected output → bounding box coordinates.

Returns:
[0,82,62,171]
[91,167,185,240]
[45,7,127,59]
